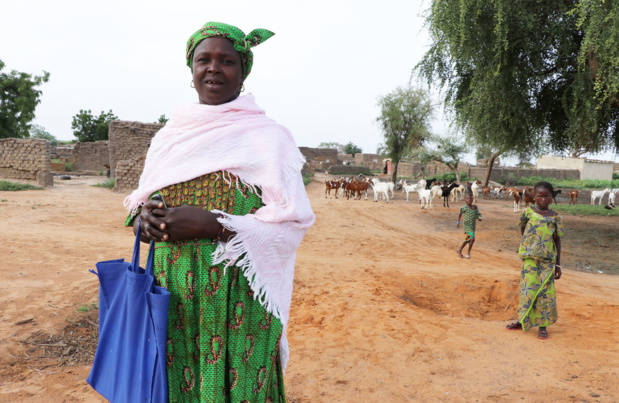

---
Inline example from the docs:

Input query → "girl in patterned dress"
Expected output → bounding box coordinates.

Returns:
[125,22,315,402]
[506,181,563,340]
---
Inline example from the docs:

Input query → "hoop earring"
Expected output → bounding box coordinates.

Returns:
[240,84,245,92]
[190,80,195,88]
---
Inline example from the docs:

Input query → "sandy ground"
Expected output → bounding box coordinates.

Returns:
[1,173,618,403]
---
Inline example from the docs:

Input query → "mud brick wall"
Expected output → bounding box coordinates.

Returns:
[0,138,52,186]
[299,147,338,172]
[74,141,109,171]
[108,121,164,177]
[468,167,581,182]
[114,156,146,193]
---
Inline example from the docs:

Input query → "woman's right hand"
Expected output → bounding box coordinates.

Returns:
[133,200,169,242]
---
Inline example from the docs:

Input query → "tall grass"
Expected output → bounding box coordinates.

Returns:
[552,204,619,217]
[92,179,116,189]
[0,181,43,191]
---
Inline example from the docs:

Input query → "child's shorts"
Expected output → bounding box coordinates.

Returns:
[464,231,475,243]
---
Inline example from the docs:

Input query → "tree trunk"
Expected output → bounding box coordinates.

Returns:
[454,166,461,184]
[483,152,501,187]
[391,160,399,183]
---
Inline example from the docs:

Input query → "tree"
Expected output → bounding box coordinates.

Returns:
[30,124,57,146]
[376,85,433,183]
[0,59,50,139]
[157,114,169,124]
[412,134,468,184]
[416,0,619,181]
[343,142,363,157]
[72,109,118,142]
[317,142,345,153]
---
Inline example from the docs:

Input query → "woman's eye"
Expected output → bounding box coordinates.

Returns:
[222,59,234,65]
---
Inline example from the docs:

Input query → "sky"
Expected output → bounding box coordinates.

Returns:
[1,0,617,164]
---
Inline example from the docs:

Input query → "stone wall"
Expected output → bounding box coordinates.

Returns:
[74,141,109,171]
[327,165,371,175]
[114,156,146,193]
[0,138,52,186]
[108,121,164,177]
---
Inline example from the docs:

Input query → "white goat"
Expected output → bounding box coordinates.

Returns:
[369,179,390,202]
[430,185,442,206]
[471,182,480,203]
[417,179,427,190]
[591,188,610,205]
[417,187,433,209]
[400,180,418,202]
[451,184,466,202]
[609,191,616,206]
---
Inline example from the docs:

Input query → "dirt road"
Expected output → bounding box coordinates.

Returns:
[1,174,618,402]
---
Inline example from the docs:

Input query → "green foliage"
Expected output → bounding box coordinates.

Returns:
[343,142,363,156]
[376,85,434,182]
[429,171,470,184]
[157,114,169,124]
[303,172,312,186]
[416,0,619,159]
[496,175,618,189]
[92,179,116,189]
[0,181,43,191]
[411,134,468,183]
[0,60,50,139]
[72,109,118,142]
[30,124,58,146]
[613,172,619,180]
[552,204,619,217]
[317,142,345,153]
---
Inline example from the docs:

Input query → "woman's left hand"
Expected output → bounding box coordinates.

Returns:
[554,265,562,280]
[152,206,221,242]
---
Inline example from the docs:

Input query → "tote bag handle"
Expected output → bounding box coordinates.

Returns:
[132,219,156,277]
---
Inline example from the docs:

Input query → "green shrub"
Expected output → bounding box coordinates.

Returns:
[92,179,116,189]
[0,181,43,191]
[429,171,470,183]
[613,172,619,180]
[303,172,312,186]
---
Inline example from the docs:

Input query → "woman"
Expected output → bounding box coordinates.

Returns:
[124,22,315,402]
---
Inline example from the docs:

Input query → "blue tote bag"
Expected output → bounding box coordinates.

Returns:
[87,225,170,403]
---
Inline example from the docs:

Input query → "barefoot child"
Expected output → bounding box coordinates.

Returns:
[506,181,563,339]
[456,193,482,259]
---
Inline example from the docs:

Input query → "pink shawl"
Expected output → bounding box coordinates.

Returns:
[124,94,315,370]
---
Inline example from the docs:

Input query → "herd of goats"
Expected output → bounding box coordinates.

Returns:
[325,176,619,211]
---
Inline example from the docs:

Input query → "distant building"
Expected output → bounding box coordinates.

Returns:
[536,156,613,181]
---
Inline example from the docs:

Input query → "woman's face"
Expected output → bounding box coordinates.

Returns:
[192,37,244,105]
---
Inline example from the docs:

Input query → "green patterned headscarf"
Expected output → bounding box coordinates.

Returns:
[186,22,275,79]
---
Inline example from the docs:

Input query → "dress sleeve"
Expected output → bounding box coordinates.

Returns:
[518,209,529,228]
[554,215,564,237]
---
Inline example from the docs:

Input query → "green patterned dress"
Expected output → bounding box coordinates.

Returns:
[126,171,286,403]
[459,205,482,242]
[516,207,564,331]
